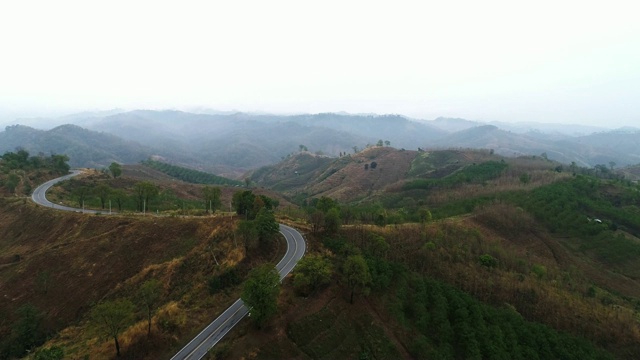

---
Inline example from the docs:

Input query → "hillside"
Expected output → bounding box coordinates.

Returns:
[0,125,154,168]
[250,146,419,203]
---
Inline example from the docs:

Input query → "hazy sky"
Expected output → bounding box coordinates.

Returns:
[1,0,639,126]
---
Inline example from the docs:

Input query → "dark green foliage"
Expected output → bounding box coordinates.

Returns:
[241,263,281,328]
[108,162,122,178]
[293,254,333,295]
[479,254,498,268]
[0,150,70,194]
[237,220,260,251]
[0,304,45,358]
[255,208,279,242]
[343,255,372,304]
[403,161,508,191]
[33,346,65,360]
[208,267,242,294]
[324,208,341,234]
[133,181,159,212]
[389,274,613,360]
[202,186,222,213]
[142,159,241,186]
[233,190,278,220]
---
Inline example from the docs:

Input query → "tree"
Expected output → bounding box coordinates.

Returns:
[241,264,280,328]
[324,208,341,234]
[609,161,616,171]
[237,220,259,252]
[109,162,122,178]
[370,161,377,169]
[418,208,432,224]
[255,208,279,243]
[111,189,127,211]
[73,186,90,208]
[299,144,308,152]
[91,299,135,357]
[384,140,391,146]
[5,173,19,193]
[202,186,222,213]
[342,255,371,304]
[309,210,325,234]
[9,304,44,357]
[232,190,256,219]
[133,181,159,212]
[377,139,384,147]
[50,154,70,174]
[94,183,112,209]
[293,254,333,295]
[138,279,162,336]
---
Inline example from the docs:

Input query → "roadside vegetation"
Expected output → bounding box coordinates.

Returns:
[3,147,640,359]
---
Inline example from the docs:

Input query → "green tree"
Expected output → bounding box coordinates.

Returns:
[91,299,135,357]
[138,279,162,336]
[309,210,325,234]
[9,304,44,357]
[111,189,127,211]
[50,154,70,174]
[384,140,391,146]
[255,208,279,243]
[377,139,384,147]
[293,254,333,295]
[74,186,90,208]
[202,186,222,213]
[241,263,280,328]
[94,183,112,209]
[237,220,259,252]
[324,207,341,234]
[232,190,256,219]
[418,208,432,224]
[5,173,20,193]
[109,162,122,178]
[343,255,372,304]
[133,181,159,212]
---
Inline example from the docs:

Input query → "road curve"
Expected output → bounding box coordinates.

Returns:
[171,224,306,360]
[31,171,306,360]
[31,169,106,214]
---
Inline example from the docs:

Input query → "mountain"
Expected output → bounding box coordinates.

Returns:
[427,117,483,132]
[0,124,155,168]
[428,125,640,167]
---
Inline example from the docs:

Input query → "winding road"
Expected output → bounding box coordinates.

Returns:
[31,170,306,360]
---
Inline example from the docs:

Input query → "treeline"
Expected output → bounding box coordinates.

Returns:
[142,160,242,186]
[58,178,226,215]
[0,149,70,195]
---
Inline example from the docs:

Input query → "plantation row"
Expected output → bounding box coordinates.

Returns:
[142,159,242,186]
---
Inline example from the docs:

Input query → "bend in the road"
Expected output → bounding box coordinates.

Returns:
[31,170,306,360]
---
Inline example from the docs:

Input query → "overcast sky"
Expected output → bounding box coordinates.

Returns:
[1,0,639,127]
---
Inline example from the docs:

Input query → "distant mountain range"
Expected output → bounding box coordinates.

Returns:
[1,110,639,176]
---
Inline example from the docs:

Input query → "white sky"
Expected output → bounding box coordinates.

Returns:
[1,0,639,126]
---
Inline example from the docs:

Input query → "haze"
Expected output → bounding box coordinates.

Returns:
[1,0,639,127]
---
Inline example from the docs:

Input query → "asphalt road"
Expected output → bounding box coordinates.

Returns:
[171,223,306,360]
[31,170,306,359]
[31,169,106,214]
